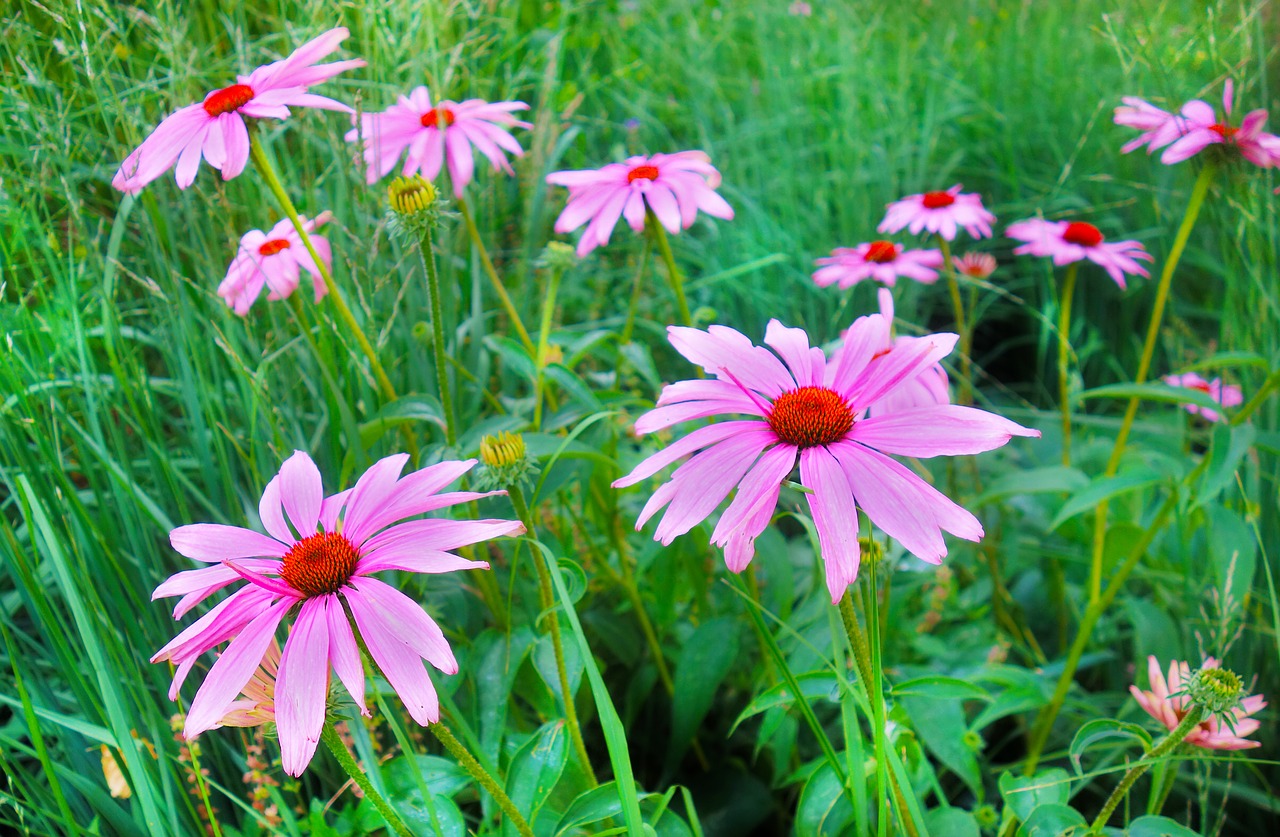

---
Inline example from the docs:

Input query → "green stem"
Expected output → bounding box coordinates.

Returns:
[1057,263,1079,467]
[938,237,972,405]
[509,486,597,786]
[320,724,413,837]
[861,559,894,837]
[1147,754,1180,816]
[608,509,676,696]
[416,224,457,447]
[1088,162,1214,604]
[457,195,536,354]
[533,266,564,431]
[1091,707,1205,830]
[620,234,653,345]
[648,209,693,327]
[430,722,535,837]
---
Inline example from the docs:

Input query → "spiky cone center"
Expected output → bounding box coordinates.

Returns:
[1062,222,1104,247]
[1187,666,1246,715]
[480,431,527,468]
[1210,122,1238,140]
[258,239,291,257]
[420,106,456,128]
[280,532,359,597]
[204,84,255,117]
[921,190,956,209]
[388,175,438,216]
[864,240,899,263]
[627,164,660,183]
[767,386,854,448]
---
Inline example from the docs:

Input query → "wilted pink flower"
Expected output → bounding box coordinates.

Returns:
[151,451,523,775]
[214,641,280,729]
[1114,97,1187,155]
[1163,80,1280,167]
[869,289,950,416]
[813,241,943,289]
[611,313,1038,601]
[1163,373,1244,423]
[1131,656,1265,750]
[546,152,734,257]
[113,28,364,194]
[347,86,531,195]
[218,212,332,315]
[1005,219,1153,289]
[952,252,997,280]
[878,185,996,241]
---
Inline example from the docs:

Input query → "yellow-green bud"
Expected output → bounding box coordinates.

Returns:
[388,175,437,216]
[539,241,578,271]
[1187,666,1245,715]
[858,537,884,566]
[476,431,539,491]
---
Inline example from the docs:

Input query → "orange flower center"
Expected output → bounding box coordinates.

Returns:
[258,239,291,257]
[627,164,660,183]
[204,84,255,117]
[1062,222,1104,247]
[280,532,360,597]
[1210,122,1238,140]
[767,386,854,449]
[1188,381,1213,394]
[421,107,456,128]
[921,190,956,209]
[864,241,899,263]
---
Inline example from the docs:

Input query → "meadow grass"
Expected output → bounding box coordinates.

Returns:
[3,1,1278,835]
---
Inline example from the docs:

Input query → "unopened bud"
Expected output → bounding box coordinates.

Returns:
[476,431,539,491]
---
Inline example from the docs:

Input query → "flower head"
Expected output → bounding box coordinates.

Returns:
[1005,218,1153,289]
[1130,656,1265,750]
[1163,372,1243,423]
[218,212,332,315]
[878,185,996,241]
[611,313,1038,601]
[151,452,523,775]
[1162,80,1280,168]
[113,28,364,193]
[546,151,734,257]
[953,252,997,280]
[348,87,530,196]
[812,241,944,289]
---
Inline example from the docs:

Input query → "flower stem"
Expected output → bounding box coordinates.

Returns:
[430,721,535,837]
[620,234,654,345]
[508,485,597,787]
[533,264,564,432]
[456,195,536,354]
[1057,263,1079,467]
[1091,707,1205,830]
[937,237,972,405]
[320,724,413,837]
[648,209,693,327]
[415,224,457,447]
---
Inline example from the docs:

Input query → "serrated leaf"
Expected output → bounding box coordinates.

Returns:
[1069,719,1152,774]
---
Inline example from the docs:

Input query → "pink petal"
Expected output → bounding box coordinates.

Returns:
[614,420,765,487]
[112,104,210,193]
[275,597,331,776]
[800,446,862,601]
[711,443,795,571]
[647,431,774,543]
[343,583,441,725]
[341,453,411,545]
[357,548,490,577]
[170,524,289,562]
[764,319,820,388]
[347,577,458,673]
[258,476,295,543]
[220,114,250,180]
[279,451,323,536]
[359,518,524,555]
[326,595,368,716]
[849,333,958,409]
[667,324,794,398]
[850,405,1038,457]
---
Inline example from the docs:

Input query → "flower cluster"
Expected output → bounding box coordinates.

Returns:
[1116,79,1280,168]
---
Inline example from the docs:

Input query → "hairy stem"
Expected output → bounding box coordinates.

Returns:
[1057,262,1079,467]
[938,236,972,405]
[430,721,534,837]
[1092,707,1205,830]
[321,724,413,837]
[415,224,456,447]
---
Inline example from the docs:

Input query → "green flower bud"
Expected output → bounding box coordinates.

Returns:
[475,431,539,491]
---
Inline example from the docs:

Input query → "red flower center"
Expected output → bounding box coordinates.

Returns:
[864,240,899,263]
[1062,222,1104,247]
[280,531,360,597]
[1188,381,1213,394]
[767,386,855,449]
[627,164,660,183]
[421,107,456,128]
[258,239,291,257]
[204,84,255,117]
[921,190,956,209]
[1210,123,1238,140]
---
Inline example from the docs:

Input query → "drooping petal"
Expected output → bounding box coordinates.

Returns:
[343,582,441,725]
[799,447,862,601]
[614,420,767,487]
[326,595,368,716]
[851,406,1038,457]
[359,518,524,556]
[710,443,795,571]
[275,596,331,776]
[258,475,295,543]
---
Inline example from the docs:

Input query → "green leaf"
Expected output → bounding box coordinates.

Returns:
[504,722,570,837]
[1194,423,1256,509]
[1206,505,1257,607]
[485,334,539,383]
[1126,814,1201,837]
[668,617,739,769]
[1015,803,1086,836]
[544,363,604,409]
[730,673,840,734]
[900,693,983,798]
[999,769,1071,821]
[383,754,473,800]
[1068,719,1152,774]
[1051,469,1165,530]
[973,465,1090,506]
[554,783,627,836]
[893,676,991,701]
[794,762,854,837]
[924,808,981,837]
[1079,382,1224,414]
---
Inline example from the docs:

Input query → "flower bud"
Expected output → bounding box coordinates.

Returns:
[1187,665,1246,716]
[386,175,441,238]
[476,431,539,491]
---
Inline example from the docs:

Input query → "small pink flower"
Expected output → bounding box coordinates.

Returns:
[878,185,996,241]
[611,313,1038,601]
[546,152,734,257]
[869,289,950,417]
[952,252,997,280]
[113,28,364,194]
[1163,373,1244,423]
[218,212,332,315]
[812,241,944,289]
[346,86,531,196]
[1005,219,1153,289]
[1131,656,1265,750]
[1162,80,1280,168]
[151,451,524,775]
[1114,97,1187,155]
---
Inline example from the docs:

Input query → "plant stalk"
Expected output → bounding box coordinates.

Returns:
[533,264,564,431]
[457,195,536,353]
[648,209,693,327]
[938,236,972,405]
[1057,262,1079,467]
[1092,707,1205,830]
[320,724,413,837]
[430,721,535,837]
[415,225,457,446]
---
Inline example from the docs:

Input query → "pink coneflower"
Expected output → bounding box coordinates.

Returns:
[1005,219,1153,289]
[1114,97,1187,155]
[1131,656,1265,750]
[869,289,950,416]
[546,152,734,257]
[952,252,997,280]
[812,241,944,289]
[214,641,280,729]
[611,313,1038,601]
[151,452,523,776]
[1163,373,1243,423]
[1163,80,1280,167]
[347,86,531,195]
[878,185,996,241]
[218,212,332,315]
[113,28,364,194]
